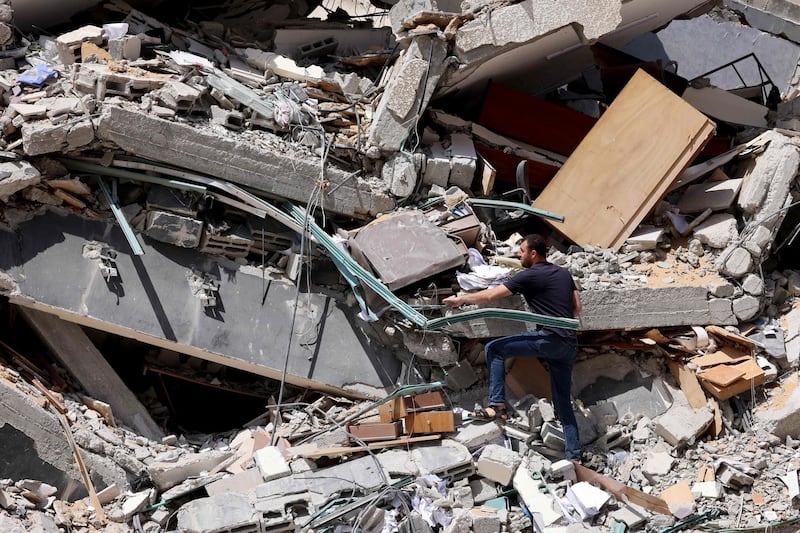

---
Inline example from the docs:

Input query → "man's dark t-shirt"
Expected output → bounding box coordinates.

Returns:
[503,262,577,338]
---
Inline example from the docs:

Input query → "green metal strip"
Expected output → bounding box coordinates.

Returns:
[425,308,578,331]
[59,159,207,194]
[418,197,565,223]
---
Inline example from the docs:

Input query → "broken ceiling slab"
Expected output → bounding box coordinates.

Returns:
[532,69,715,249]
[580,286,736,330]
[438,0,712,98]
[677,178,742,214]
[0,159,41,202]
[626,14,800,96]
[727,0,800,45]
[347,210,468,291]
[96,106,394,219]
[0,212,400,397]
[682,86,768,128]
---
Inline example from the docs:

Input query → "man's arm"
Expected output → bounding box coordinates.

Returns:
[443,284,512,307]
[572,290,582,317]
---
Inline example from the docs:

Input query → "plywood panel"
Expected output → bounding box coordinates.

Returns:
[532,70,715,249]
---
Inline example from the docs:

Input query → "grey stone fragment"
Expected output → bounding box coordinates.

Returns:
[718,247,753,278]
[177,493,260,533]
[692,213,739,249]
[708,298,735,324]
[147,450,232,491]
[401,329,458,363]
[423,141,450,187]
[753,376,800,438]
[476,444,522,485]
[144,210,203,248]
[398,513,434,533]
[376,449,419,477]
[738,131,800,218]
[367,36,448,152]
[0,160,41,202]
[469,478,499,503]
[382,152,418,197]
[453,420,504,451]
[0,514,26,533]
[653,403,713,448]
[741,274,764,296]
[108,36,141,61]
[642,450,675,482]
[21,119,95,156]
[787,270,800,296]
[708,280,735,298]
[448,133,476,189]
[27,512,60,533]
[210,105,245,130]
[411,439,474,479]
[733,295,761,321]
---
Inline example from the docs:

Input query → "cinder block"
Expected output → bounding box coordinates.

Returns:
[477,444,522,486]
[144,210,203,248]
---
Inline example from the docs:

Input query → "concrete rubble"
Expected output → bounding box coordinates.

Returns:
[5,0,800,531]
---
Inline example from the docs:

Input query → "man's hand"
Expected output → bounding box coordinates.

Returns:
[442,295,463,307]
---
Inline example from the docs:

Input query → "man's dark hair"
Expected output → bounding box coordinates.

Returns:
[524,234,547,256]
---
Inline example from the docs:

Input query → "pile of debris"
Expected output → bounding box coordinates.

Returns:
[4,0,800,531]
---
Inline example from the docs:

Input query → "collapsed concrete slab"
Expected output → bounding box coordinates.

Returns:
[580,286,736,330]
[96,106,394,218]
[0,377,127,499]
[0,211,401,397]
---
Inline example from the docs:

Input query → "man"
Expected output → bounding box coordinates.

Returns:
[443,233,582,462]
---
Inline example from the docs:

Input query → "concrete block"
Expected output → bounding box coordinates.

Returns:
[241,48,324,82]
[448,133,477,189]
[717,463,754,488]
[541,421,565,451]
[147,450,232,491]
[549,459,576,482]
[206,468,264,496]
[56,25,103,65]
[423,141,450,187]
[444,360,478,391]
[21,119,95,156]
[692,213,739,249]
[108,36,141,61]
[400,328,459,363]
[470,508,501,533]
[398,514,434,533]
[210,105,245,130]
[0,514,27,533]
[177,493,260,533]
[411,439,474,480]
[470,478,499,503]
[718,246,753,278]
[739,131,800,218]
[157,81,203,112]
[513,458,563,527]
[691,480,723,499]
[653,403,714,448]
[377,449,419,477]
[367,36,449,152]
[122,489,155,521]
[477,444,522,485]
[642,451,675,482]
[454,420,504,451]
[611,503,648,528]
[28,512,59,533]
[708,297,735,324]
[382,152,418,197]
[253,447,291,481]
[733,294,761,321]
[0,160,41,202]
[742,273,764,296]
[754,374,800,438]
[144,210,203,248]
[580,286,735,330]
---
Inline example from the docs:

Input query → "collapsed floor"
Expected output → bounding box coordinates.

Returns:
[4,0,800,532]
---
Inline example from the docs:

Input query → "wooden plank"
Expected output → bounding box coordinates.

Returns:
[691,346,750,368]
[705,325,755,349]
[479,155,496,196]
[708,398,723,438]
[698,358,765,400]
[699,364,746,387]
[667,360,707,410]
[347,421,402,442]
[532,69,715,249]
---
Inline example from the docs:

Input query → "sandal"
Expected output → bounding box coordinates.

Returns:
[472,404,508,421]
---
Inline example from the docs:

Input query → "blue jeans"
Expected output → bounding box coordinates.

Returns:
[485,330,581,460]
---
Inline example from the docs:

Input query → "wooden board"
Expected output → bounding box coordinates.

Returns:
[667,360,707,410]
[698,358,765,400]
[699,364,746,387]
[532,69,715,249]
[690,346,751,368]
